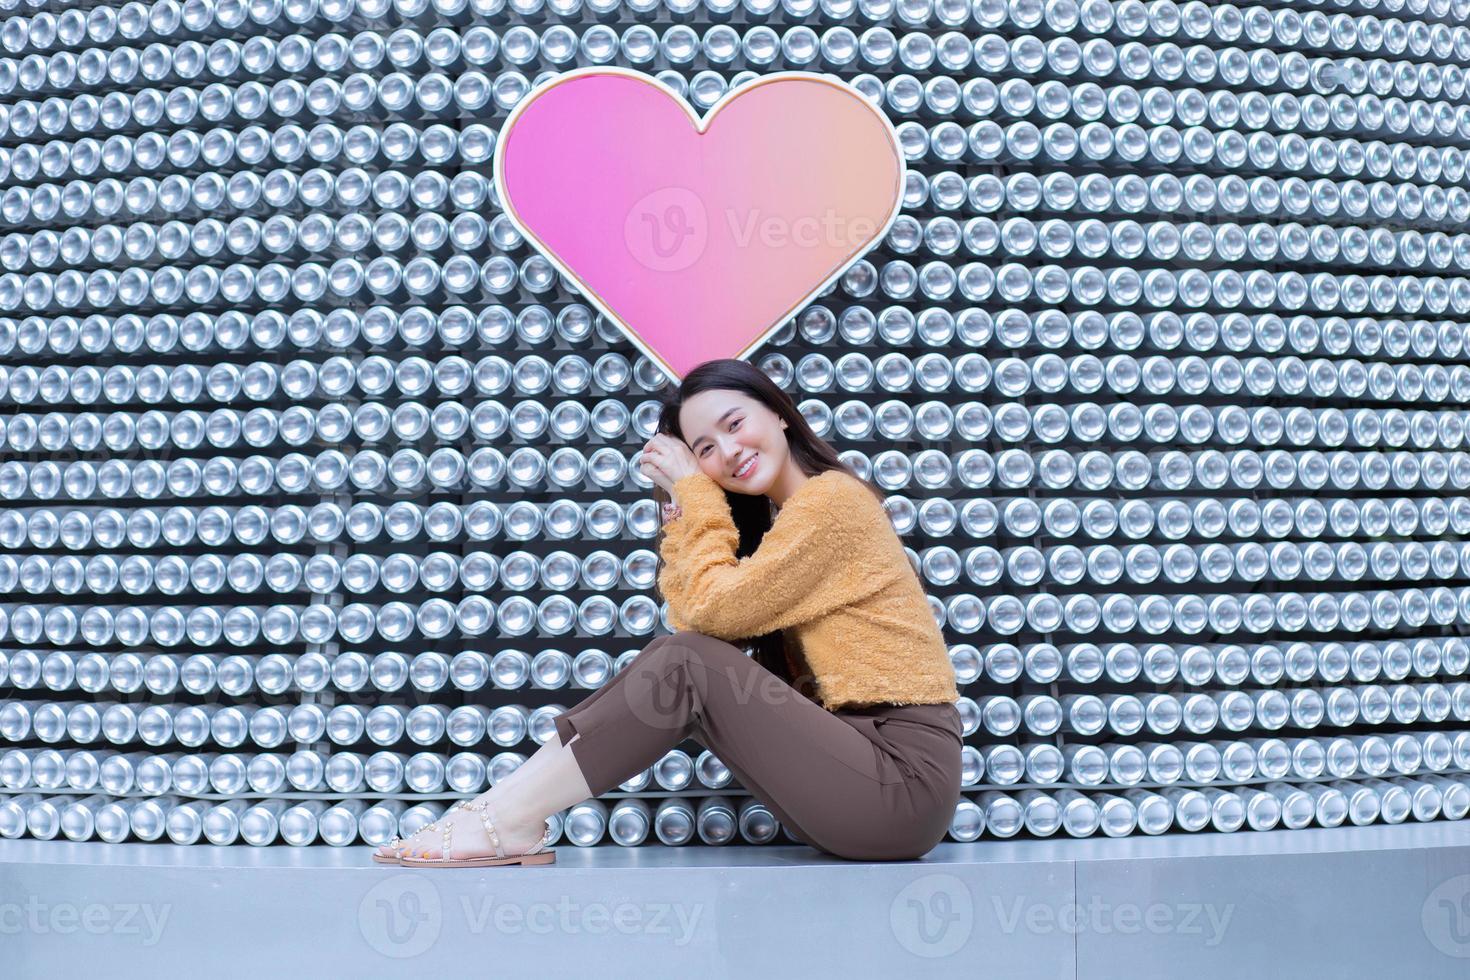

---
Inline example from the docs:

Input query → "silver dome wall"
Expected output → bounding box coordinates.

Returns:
[1,0,1469,847]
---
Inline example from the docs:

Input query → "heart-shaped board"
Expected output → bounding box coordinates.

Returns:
[493,67,906,382]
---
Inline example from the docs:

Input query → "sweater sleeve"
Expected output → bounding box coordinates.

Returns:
[656,471,867,640]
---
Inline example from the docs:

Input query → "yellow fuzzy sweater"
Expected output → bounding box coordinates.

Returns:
[656,467,960,711]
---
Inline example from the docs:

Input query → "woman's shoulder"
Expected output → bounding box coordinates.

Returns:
[789,469,887,524]
[812,467,869,495]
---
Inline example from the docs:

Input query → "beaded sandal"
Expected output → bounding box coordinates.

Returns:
[372,801,471,865]
[396,798,556,868]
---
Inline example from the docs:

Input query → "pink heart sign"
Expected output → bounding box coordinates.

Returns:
[492,68,905,382]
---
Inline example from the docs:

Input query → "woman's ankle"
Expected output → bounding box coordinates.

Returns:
[472,787,547,841]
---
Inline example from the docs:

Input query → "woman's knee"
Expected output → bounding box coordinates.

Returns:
[626,632,749,698]
[648,631,746,665]
[625,633,681,672]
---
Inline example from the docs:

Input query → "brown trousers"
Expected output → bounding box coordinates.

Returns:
[552,631,963,861]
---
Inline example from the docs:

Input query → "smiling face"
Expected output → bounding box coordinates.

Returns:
[678,388,806,503]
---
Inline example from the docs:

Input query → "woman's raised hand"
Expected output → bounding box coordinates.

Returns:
[639,433,700,493]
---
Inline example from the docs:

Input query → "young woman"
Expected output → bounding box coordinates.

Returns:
[373,358,962,867]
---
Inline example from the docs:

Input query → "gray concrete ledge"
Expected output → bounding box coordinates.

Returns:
[2,823,1468,978]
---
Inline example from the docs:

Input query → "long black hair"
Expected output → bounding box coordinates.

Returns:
[651,358,886,685]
